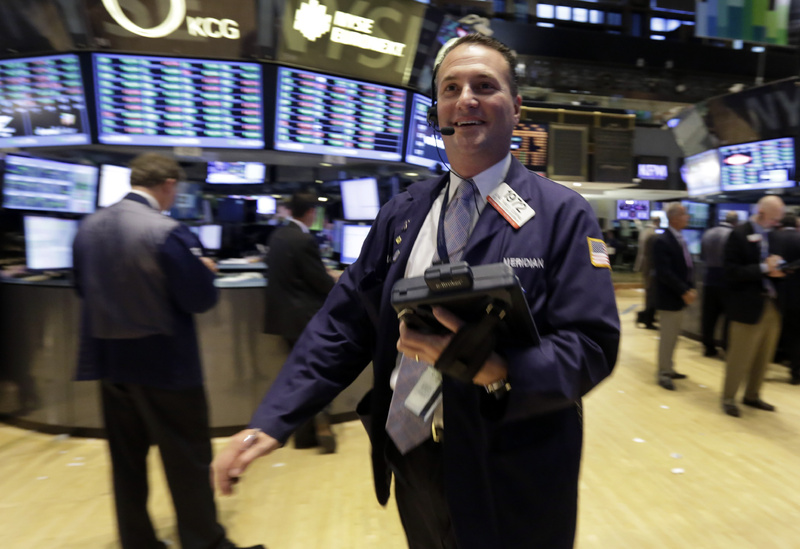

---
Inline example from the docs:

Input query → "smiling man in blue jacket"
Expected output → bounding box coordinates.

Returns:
[213,35,619,549]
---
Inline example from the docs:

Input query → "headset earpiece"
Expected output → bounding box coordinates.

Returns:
[426,104,438,128]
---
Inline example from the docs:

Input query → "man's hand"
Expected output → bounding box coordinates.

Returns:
[397,306,508,386]
[200,256,218,274]
[211,429,281,495]
[766,254,787,278]
[682,288,697,305]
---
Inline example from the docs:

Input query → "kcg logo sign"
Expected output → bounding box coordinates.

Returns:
[101,0,241,40]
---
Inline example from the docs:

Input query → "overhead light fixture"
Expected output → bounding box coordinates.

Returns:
[320,162,332,167]
[318,197,328,202]
[405,172,418,177]
[573,182,583,187]
[315,179,323,183]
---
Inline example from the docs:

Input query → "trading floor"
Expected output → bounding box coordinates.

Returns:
[2,288,799,548]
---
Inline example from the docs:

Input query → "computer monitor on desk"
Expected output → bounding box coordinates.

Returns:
[190,225,222,255]
[24,216,79,271]
[339,223,371,267]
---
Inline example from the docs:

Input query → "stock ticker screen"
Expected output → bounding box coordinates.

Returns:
[274,67,406,161]
[93,54,265,148]
[2,154,97,214]
[510,123,548,172]
[0,54,91,148]
[404,92,447,169]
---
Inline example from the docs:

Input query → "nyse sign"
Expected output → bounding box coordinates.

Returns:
[279,0,425,87]
[90,0,257,57]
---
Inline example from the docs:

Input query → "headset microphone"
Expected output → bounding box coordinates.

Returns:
[426,105,455,136]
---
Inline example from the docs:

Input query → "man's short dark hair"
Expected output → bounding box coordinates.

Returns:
[129,153,184,188]
[290,193,317,219]
[434,34,518,98]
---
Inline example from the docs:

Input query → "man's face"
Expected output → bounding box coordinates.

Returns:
[436,43,521,174]
[672,207,690,230]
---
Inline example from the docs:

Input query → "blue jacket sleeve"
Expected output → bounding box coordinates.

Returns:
[500,199,620,422]
[159,225,218,314]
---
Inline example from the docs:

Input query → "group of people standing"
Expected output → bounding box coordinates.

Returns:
[637,196,800,418]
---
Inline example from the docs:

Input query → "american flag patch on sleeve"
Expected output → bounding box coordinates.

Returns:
[587,237,611,269]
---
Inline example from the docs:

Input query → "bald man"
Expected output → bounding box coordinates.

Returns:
[721,195,786,417]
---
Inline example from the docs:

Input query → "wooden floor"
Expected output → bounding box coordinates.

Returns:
[2,289,800,548]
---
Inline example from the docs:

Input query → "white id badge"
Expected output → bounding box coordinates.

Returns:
[404,367,443,421]
[487,182,535,229]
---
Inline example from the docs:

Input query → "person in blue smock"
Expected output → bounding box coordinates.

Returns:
[212,34,620,549]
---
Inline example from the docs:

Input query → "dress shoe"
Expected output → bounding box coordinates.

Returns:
[742,398,776,412]
[670,372,688,380]
[703,348,718,358]
[314,411,337,454]
[658,377,675,391]
[645,324,658,330]
[722,403,740,417]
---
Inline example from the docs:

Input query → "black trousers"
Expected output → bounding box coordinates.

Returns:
[779,311,800,379]
[100,381,228,549]
[387,438,459,549]
[701,285,728,353]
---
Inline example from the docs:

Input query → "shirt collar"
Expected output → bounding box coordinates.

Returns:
[448,154,511,212]
[668,226,683,240]
[129,189,160,210]
[287,216,310,234]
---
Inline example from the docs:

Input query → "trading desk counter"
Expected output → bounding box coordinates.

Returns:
[0,277,371,436]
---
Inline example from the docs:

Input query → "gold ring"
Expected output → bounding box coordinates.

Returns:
[415,354,420,362]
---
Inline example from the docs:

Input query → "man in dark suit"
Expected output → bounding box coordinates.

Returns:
[636,216,661,330]
[264,192,340,452]
[700,211,738,357]
[653,203,697,390]
[769,213,800,385]
[721,195,786,417]
[213,34,619,549]
[73,153,263,549]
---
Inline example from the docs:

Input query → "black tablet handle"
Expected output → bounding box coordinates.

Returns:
[434,299,507,391]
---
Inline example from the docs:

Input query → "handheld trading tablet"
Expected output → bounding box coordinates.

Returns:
[391,262,540,347]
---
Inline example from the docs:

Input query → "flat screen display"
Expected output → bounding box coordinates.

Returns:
[256,195,276,215]
[716,203,752,223]
[216,196,246,223]
[190,225,222,250]
[0,54,91,148]
[719,137,795,191]
[681,149,721,196]
[275,67,406,161]
[3,155,97,214]
[340,223,371,265]
[340,177,380,220]
[169,182,202,220]
[681,200,710,229]
[681,228,702,256]
[206,161,265,184]
[93,53,264,148]
[616,200,650,220]
[511,123,548,171]
[97,164,132,208]
[24,215,79,270]
[636,156,669,180]
[404,93,447,169]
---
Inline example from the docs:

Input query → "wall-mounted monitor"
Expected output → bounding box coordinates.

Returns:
[190,224,222,251]
[93,53,264,148]
[256,195,277,215]
[340,223,371,265]
[274,67,406,161]
[681,149,721,196]
[719,137,795,192]
[404,93,447,169]
[0,54,91,148]
[511,122,548,172]
[216,197,246,223]
[340,177,380,221]
[169,182,202,220]
[616,200,650,220]
[681,200,710,229]
[206,161,265,184]
[97,164,132,208]
[636,156,669,181]
[2,154,97,214]
[24,215,79,270]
